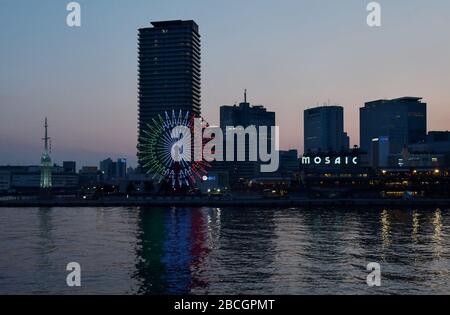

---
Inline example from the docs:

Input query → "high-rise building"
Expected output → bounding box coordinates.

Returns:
[100,158,127,180]
[220,100,275,133]
[116,158,127,179]
[137,20,201,169]
[360,97,427,155]
[304,105,349,153]
[218,92,276,183]
[100,158,114,180]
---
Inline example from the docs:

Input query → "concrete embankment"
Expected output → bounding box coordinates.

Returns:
[1,198,449,208]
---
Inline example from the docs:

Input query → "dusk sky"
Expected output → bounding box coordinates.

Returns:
[1,0,450,167]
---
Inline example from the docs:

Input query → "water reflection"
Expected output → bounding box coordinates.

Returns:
[133,207,222,294]
[412,210,419,244]
[134,208,166,294]
[380,209,391,258]
[1,207,449,294]
[432,209,443,258]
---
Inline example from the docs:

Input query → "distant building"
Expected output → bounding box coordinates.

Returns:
[12,173,78,191]
[409,131,450,167]
[79,166,99,187]
[116,158,127,179]
[100,158,114,179]
[427,131,450,144]
[0,171,11,192]
[304,105,349,153]
[360,97,427,155]
[100,158,127,181]
[343,132,350,151]
[63,161,76,173]
[370,137,390,168]
[409,131,450,152]
[137,20,201,170]
[389,148,445,168]
[0,166,78,192]
[127,167,136,175]
[278,150,300,176]
[197,172,229,194]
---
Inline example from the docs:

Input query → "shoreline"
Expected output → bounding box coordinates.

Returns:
[1,198,450,208]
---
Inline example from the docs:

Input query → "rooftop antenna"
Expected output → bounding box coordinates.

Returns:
[244,89,247,103]
[43,117,51,153]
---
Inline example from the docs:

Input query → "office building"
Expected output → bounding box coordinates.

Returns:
[79,166,99,187]
[0,166,78,193]
[370,137,390,168]
[409,131,450,167]
[100,158,128,181]
[116,158,127,179]
[360,97,427,155]
[100,158,114,179]
[63,161,76,174]
[304,105,349,153]
[0,171,11,192]
[218,93,276,183]
[137,20,201,169]
[278,150,300,177]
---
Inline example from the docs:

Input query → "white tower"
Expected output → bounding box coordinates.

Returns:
[40,117,52,189]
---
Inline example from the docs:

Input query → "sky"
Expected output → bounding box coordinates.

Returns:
[1,0,450,167]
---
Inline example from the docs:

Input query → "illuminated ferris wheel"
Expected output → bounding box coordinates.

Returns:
[139,110,210,189]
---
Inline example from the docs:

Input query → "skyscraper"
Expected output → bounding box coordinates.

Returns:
[218,92,276,183]
[100,158,128,180]
[137,20,201,168]
[360,97,427,155]
[304,105,349,153]
[220,94,275,132]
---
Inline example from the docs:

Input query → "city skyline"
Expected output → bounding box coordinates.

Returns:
[1,0,450,167]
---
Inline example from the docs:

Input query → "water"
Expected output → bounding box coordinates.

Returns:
[0,207,449,295]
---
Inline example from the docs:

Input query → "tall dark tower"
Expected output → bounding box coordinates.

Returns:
[137,20,201,168]
[360,97,427,155]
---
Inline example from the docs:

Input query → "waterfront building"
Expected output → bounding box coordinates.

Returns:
[218,92,276,184]
[137,20,201,169]
[389,147,446,168]
[0,165,78,193]
[304,105,349,153]
[79,166,99,187]
[197,172,229,194]
[408,131,450,167]
[360,97,427,155]
[370,136,390,168]
[0,171,11,192]
[12,172,78,191]
[278,150,300,177]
